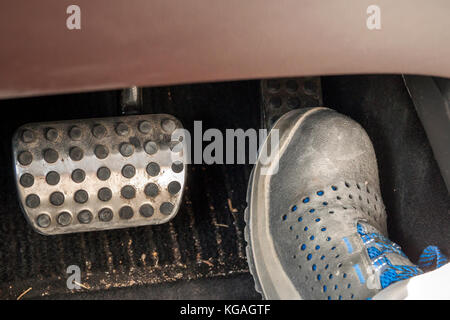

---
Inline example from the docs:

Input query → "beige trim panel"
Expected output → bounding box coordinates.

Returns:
[0,0,449,98]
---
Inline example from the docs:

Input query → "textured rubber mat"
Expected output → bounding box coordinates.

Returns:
[0,82,260,299]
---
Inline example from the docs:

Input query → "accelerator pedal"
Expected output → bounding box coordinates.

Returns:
[261,77,323,129]
[12,114,186,235]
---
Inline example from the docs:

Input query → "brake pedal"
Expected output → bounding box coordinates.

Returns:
[12,114,186,235]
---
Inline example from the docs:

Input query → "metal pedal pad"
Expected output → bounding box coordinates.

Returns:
[12,114,186,235]
[261,77,323,129]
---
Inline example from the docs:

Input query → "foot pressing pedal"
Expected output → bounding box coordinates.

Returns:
[12,114,186,235]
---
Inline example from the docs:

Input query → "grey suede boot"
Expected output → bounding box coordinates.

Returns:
[245,107,420,300]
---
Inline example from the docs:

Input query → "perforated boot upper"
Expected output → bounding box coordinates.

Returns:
[266,108,417,299]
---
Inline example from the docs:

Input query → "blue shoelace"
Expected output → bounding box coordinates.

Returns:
[357,223,448,289]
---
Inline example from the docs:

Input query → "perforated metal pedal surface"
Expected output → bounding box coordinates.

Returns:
[12,114,186,235]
